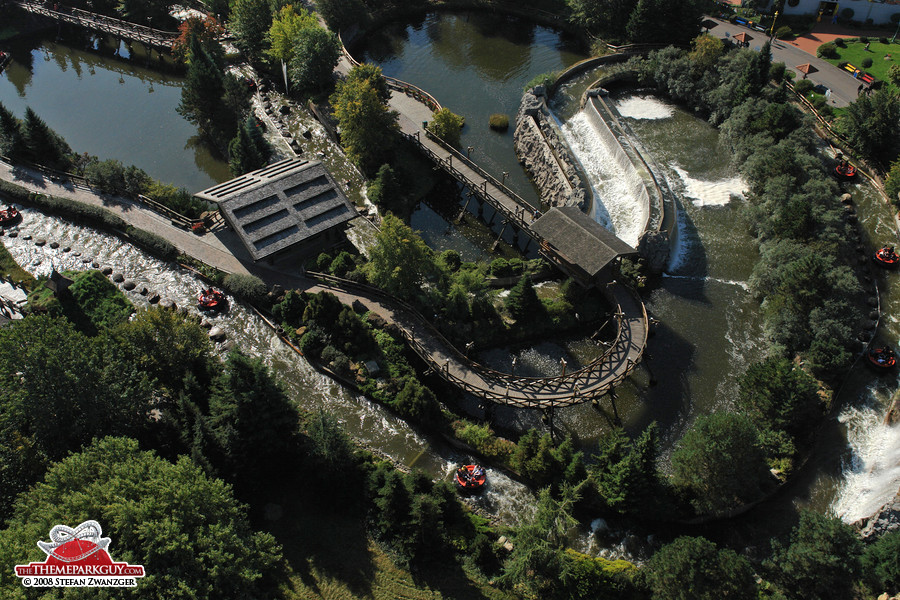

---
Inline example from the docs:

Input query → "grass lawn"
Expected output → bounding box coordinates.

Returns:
[0,241,35,289]
[820,39,900,86]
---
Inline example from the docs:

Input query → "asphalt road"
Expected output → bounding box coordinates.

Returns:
[708,18,864,108]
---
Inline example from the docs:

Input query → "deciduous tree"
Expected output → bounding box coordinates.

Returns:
[287,25,341,93]
[644,536,757,600]
[267,4,318,64]
[331,72,400,174]
[427,107,465,147]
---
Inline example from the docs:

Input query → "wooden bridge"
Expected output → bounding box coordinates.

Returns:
[10,1,178,50]
[307,273,648,409]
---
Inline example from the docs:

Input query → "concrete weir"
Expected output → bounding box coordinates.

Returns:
[514,70,677,274]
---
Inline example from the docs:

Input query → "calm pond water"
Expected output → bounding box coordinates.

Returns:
[360,11,588,206]
[0,31,230,191]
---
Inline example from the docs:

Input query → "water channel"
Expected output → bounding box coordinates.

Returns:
[3,8,900,554]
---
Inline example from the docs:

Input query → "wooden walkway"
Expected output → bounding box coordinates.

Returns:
[10,1,178,50]
[302,273,648,409]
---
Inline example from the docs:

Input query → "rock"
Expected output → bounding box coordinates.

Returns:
[367,312,388,329]
[295,326,307,337]
[637,231,670,275]
[123,280,136,291]
[159,298,176,310]
[281,130,292,138]
[208,326,226,342]
[841,193,853,204]
[49,241,59,249]
[72,251,80,256]
[279,104,290,115]
[35,238,46,246]
[22,234,31,241]
[92,261,100,268]
[271,284,283,297]
[885,388,900,426]
[63,246,70,252]
[220,340,235,352]
[302,129,312,139]
[102,267,113,275]
[81,257,92,264]
[148,293,160,304]
[112,273,125,283]
[200,320,213,329]
[6,230,16,238]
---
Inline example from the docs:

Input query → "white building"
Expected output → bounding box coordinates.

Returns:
[768,0,900,26]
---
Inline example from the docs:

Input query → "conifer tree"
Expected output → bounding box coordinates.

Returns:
[228,123,264,176]
[505,275,541,321]
[22,107,71,169]
[0,102,26,161]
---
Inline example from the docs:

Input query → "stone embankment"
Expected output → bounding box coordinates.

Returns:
[513,87,587,209]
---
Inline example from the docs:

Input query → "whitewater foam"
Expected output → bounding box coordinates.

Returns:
[833,390,900,524]
[559,112,647,247]
[615,95,675,120]
[673,166,745,207]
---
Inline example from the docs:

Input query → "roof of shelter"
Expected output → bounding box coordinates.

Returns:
[195,159,356,261]
[531,206,637,278]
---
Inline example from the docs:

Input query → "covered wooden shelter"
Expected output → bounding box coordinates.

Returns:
[531,206,638,288]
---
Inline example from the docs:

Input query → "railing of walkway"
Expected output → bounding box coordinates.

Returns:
[0,154,203,230]
[405,132,535,236]
[338,31,443,113]
[307,272,640,407]
[12,1,178,48]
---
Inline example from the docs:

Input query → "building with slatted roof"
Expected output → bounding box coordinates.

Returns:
[530,206,638,287]
[195,159,357,262]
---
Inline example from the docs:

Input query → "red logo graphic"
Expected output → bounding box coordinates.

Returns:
[14,520,145,588]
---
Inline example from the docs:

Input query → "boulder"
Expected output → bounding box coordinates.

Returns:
[22,234,31,241]
[123,280,136,291]
[159,298,176,310]
[112,273,125,283]
[208,326,226,342]
[139,287,149,296]
[6,231,16,238]
[92,261,100,268]
[148,293,161,304]
[35,238,46,246]
[637,231,670,275]
[49,241,59,249]
[279,104,290,115]
[63,246,70,252]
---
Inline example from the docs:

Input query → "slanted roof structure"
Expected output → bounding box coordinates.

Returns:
[531,206,637,286]
[195,159,356,261]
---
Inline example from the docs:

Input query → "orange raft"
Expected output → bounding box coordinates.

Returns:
[874,246,900,268]
[455,464,487,493]
[867,347,897,370]
[835,161,857,180]
[0,205,21,227]
[197,288,227,311]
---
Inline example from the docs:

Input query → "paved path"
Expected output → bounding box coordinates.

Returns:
[708,17,865,108]
[0,159,648,408]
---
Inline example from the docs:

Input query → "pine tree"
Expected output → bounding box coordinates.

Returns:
[0,102,26,161]
[177,36,228,144]
[22,107,70,169]
[505,275,541,321]
[228,124,264,176]
[244,115,271,164]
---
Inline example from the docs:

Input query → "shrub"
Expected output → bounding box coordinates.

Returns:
[299,327,325,357]
[490,257,513,277]
[124,226,177,261]
[880,37,888,45]
[329,251,355,277]
[222,273,267,304]
[793,79,815,95]
[427,108,465,147]
[862,57,873,69]
[859,35,869,43]
[775,25,793,40]
[817,42,838,59]
[769,62,787,82]
[489,113,509,131]
[524,71,557,92]
[842,8,855,20]
[834,37,846,48]
[315,252,332,272]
